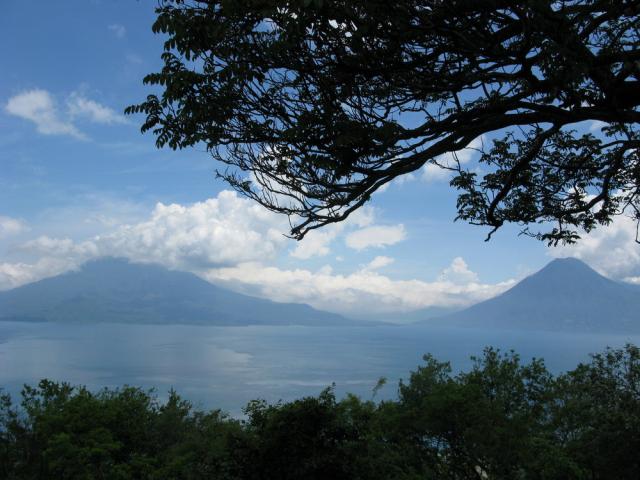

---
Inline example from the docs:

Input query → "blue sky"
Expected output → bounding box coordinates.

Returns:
[1,0,638,317]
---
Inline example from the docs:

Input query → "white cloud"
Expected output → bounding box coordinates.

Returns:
[108,24,126,39]
[422,135,484,182]
[290,206,376,259]
[5,90,84,139]
[6,89,126,139]
[100,191,288,269]
[550,214,640,278]
[1,245,513,314]
[438,256,479,284]
[0,257,82,290]
[0,216,27,238]
[365,255,394,270]
[1,192,403,290]
[345,224,406,250]
[21,236,100,259]
[8,191,288,277]
[204,259,514,316]
[0,192,518,316]
[422,163,450,183]
[589,120,608,132]
[395,173,416,185]
[67,92,128,125]
[375,173,418,194]
[290,227,338,259]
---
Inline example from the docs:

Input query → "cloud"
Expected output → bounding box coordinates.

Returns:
[0,190,517,315]
[10,191,289,277]
[108,24,126,39]
[422,163,450,183]
[345,224,406,250]
[0,216,27,239]
[5,89,126,139]
[422,135,484,182]
[99,192,288,268]
[21,236,100,259]
[550,214,640,279]
[395,173,416,186]
[204,257,514,316]
[375,173,417,194]
[67,92,128,125]
[290,206,375,259]
[2,192,400,290]
[438,256,479,284]
[125,53,143,65]
[290,228,338,259]
[0,257,82,290]
[589,120,608,132]
[5,90,84,139]
[365,255,394,270]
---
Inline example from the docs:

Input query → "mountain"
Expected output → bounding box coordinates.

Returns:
[0,258,351,326]
[436,258,640,332]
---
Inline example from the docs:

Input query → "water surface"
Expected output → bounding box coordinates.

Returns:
[1,321,637,415]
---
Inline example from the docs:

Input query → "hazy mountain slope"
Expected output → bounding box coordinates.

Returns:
[0,258,349,326]
[438,258,640,332]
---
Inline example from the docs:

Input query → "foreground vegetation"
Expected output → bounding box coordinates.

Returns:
[2,345,639,479]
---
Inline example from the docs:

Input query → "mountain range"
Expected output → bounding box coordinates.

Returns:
[0,256,638,332]
[0,258,348,326]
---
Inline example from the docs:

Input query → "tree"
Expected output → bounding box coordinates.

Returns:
[553,344,640,479]
[128,0,640,244]
[394,349,569,478]
[1,345,640,478]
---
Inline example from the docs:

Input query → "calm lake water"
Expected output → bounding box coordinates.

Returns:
[1,321,638,415]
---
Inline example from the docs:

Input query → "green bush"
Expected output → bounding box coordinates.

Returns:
[2,345,639,479]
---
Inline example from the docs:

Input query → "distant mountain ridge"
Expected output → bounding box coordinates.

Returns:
[0,258,351,326]
[436,257,640,332]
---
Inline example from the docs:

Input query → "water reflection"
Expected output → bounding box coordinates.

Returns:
[1,321,638,415]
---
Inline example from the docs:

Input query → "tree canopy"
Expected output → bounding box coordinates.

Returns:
[2,345,640,479]
[128,0,640,244]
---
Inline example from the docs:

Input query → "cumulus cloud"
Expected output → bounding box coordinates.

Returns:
[5,89,84,139]
[422,135,484,182]
[108,24,126,39]
[345,224,406,250]
[438,256,479,284]
[365,255,394,270]
[550,214,640,279]
[21,236,100,259]
[0,216,28,238]
[5,191,288,282]
[2,192,402,290]
[204,257,514,316]
[98,192,288,268]
[5,89,126,139]
[0,192,514,316]
[290,228,338,259]
[67,92,128,125]
[0,257,82,290]
[290,206,375,259]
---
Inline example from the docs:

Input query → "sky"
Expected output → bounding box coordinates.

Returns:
[1,0,639,318]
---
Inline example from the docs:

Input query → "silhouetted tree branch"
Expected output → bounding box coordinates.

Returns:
[127,0,640,244]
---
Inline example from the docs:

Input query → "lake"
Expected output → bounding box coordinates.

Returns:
[1,321,638,416]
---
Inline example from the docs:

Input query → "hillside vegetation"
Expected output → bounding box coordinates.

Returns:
[2,345,639,479]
